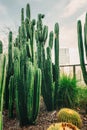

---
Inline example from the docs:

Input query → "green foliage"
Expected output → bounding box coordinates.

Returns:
[58,74,78,108]
[57,108,82,128]
[47,122,79,130]
[76,86,87,111]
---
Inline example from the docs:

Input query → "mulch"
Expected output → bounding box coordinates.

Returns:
[3,97,87,130]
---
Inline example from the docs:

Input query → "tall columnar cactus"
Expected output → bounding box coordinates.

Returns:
[36,20,59,110]
[43,46,54,110]
[8,76,14,118]
[77,14,87,84]
[5,31,13,109]
[54,23,59,107]
[35,14,48,69]
[0,55,7,130]
[14,47,42,126]
[0,41,3,54]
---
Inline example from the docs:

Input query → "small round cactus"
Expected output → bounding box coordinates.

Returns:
[47,122,79,130]
[57,108,82,128]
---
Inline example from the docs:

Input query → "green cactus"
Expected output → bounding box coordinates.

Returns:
[47,122,79,130]
[77,19,87,84]
[26,3,30,20]
[43,46,54,110]
[0,55,7,130]
[21,8,24,24]
[37,23,59,111]
[54,23,59,107]
[5,31,13,109]
[8,76,15,118]
[13,44,42,126]
[35,14,48,69]
[0,41,3,54]
[0,112,3,130]
[57,108,82,128]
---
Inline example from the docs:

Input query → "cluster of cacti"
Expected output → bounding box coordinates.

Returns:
[77,13,87,85]
[47,122,79,130]
[35,14,59,111]
[0,54,7,130]
[13,48,41,125]
[57,108,82,128]
[5,3,42,126]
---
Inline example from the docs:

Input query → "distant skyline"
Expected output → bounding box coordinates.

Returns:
[0,0,87,50]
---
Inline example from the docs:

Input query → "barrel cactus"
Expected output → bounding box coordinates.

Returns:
[57,108,82,128]
[47,122,79,130]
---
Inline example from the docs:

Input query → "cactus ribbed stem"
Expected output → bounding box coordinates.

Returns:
[77,19,87,84]
[54,23,59,107]
[0,41,3,54]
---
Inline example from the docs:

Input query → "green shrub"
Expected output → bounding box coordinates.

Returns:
[76,86,87,110]
[58,74,78,108]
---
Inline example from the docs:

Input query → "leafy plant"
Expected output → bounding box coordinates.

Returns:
[76,86,87,111]
[58,74,78,108]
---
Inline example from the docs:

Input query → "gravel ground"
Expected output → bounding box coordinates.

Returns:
[3,97,87,130]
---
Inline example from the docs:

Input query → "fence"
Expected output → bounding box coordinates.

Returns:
[60,64,87,86]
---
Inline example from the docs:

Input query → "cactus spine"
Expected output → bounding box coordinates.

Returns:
[77,13,87,85]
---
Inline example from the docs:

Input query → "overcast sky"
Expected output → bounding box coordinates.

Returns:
[0,0,87,50]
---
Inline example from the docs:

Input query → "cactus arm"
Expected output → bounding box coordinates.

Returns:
[21,8,24,24]
[0,41,3,54]
[77,20,87,84]
[8,76,14,118]
[54,23,59,107]
[84,14,87,59]
[26,61,34,122]
[49,31,54,49]
[33,68,42,120]
[26,3,30,20]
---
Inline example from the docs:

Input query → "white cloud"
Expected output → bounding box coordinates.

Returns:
[60,24,77,48]
[62,0,87,18]
[77,11,86,23]
[0,3,7,15]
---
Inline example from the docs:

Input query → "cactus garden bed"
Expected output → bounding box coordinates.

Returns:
[3,97,87,130]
